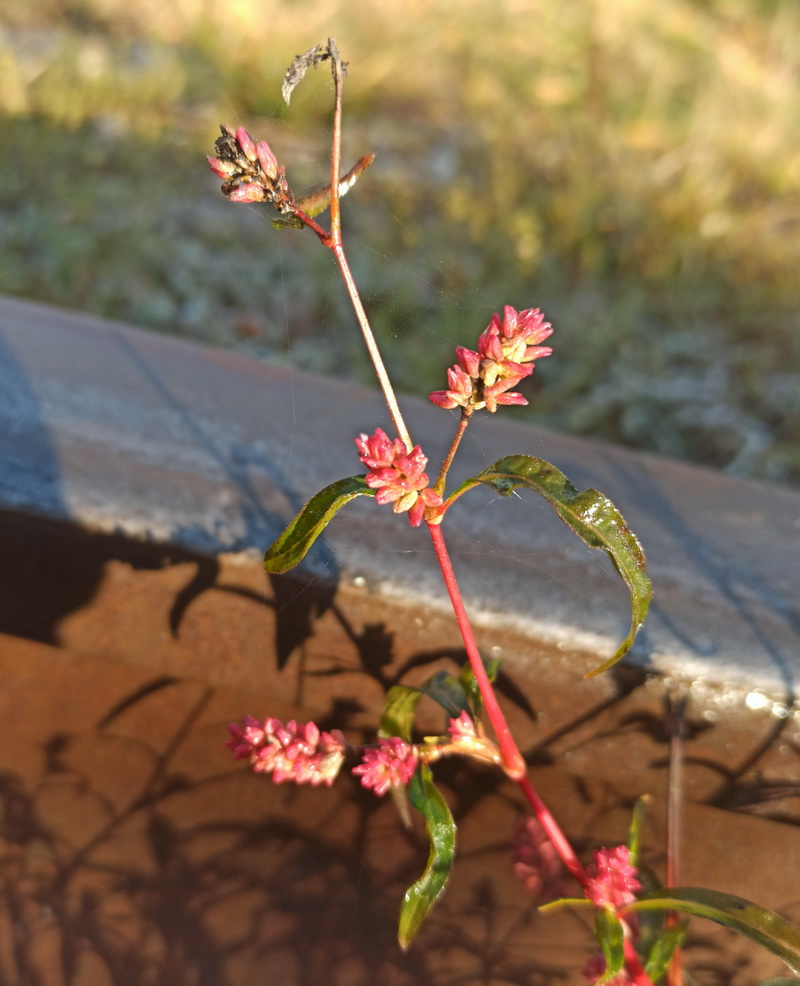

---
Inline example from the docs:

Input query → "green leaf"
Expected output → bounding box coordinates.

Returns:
[398,764,457,949]
[264,476,373,574]
[379,685,424,741]
[627,796,650,867]
[415,671,471,719]
[450,455,652,676]
[271,215,306,230]
[539,896,592,913]
[459,654,499,717]
[628,888,800,973]
[595,909,625,980]
[644,922,687,980]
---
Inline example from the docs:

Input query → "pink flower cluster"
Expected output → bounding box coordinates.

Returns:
[226,715,346,787]
[227,717,420,798]
[584,846,642,911]
[430,306,553,413]
[511,817,568,902]
[448,710,477,742]
[355,428,443,527]
[352,736,419,796]
[208,125,295,213]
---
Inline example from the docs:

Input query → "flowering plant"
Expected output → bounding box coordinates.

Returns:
[210,40,800,983]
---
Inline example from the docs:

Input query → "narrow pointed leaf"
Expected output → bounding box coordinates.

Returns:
[451,455,651,676]
[628,888,800,973]
[264,476,373,574]
[398,764,456,949]
[296,154,376,218]
[272,154,376,229]
[627,796,650,866]
[595,909,625,979]
[644,923,687,980]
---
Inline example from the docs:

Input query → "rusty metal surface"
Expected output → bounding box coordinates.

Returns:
[0,527,796,984]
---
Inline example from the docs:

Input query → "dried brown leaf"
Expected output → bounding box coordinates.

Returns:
[282,39,346,104]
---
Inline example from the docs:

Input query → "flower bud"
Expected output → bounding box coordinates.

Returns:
[235,126,258,162]
[256,140,278,180]
[207,156,238,179]
[228,182,267,203]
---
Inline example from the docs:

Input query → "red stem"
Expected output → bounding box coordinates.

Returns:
[426,521,525,778]
[517,775,587,887]
[624,938,656,986]
[433,408,472,495]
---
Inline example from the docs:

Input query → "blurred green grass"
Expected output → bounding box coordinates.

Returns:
[2,0,799,484]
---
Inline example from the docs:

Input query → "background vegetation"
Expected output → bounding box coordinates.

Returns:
[2,0,799,485]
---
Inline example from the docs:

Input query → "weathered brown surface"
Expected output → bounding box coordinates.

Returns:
[0,507,798,983]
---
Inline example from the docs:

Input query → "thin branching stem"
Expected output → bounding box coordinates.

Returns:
[327,37,343,244]
[321,41,413,450]
[331,243,413,450]
[434,408,473,495]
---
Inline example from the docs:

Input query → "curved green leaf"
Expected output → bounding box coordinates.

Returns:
[398,764,456,949]
[628,888,800,973]
[450,454,652,676]
[264,476,373,574]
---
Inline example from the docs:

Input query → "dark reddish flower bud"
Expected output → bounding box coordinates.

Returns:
[209,124,296,216]
[207,156,238,179]
[228,182,268,203]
